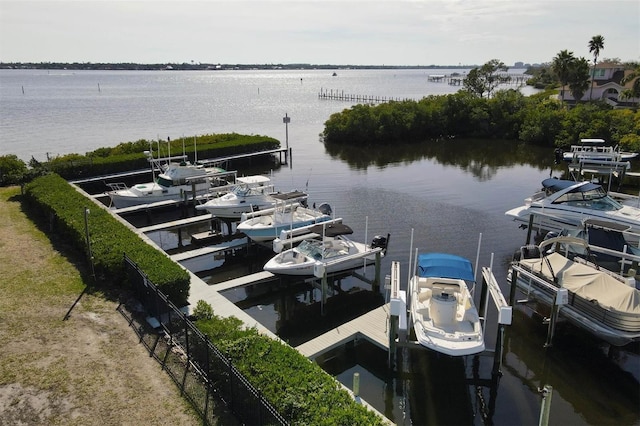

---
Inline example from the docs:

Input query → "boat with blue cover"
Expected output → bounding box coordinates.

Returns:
[408,253,485,356]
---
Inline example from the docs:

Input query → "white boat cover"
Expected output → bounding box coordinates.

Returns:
[519,253,640,314]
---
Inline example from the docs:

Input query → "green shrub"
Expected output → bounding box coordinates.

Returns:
[45,133,280,179]
[196,313,386,425]
[23,173,190,304]
[0,155,28,186]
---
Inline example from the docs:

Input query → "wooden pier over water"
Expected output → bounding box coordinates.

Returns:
[318,88,411,103]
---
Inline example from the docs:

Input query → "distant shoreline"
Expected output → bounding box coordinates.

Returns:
[0,62,530,71]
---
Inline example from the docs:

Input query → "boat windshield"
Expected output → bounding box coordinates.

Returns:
[553,186,623,211]
[156,175,174,187]
[297,240,324,260]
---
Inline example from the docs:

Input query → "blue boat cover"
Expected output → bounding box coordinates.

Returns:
[417,253,475,281]
[541,178,600,193]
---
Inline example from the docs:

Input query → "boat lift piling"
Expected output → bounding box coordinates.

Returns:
[387,257,512,375]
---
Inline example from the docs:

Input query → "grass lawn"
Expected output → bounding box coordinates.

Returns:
[0,186,204,425]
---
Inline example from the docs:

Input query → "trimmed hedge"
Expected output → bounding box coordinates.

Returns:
[23,173,190,304]
[196,312,386,425]
[45,133,280,180]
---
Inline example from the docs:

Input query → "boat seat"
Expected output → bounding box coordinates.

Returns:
[417,289,432,302]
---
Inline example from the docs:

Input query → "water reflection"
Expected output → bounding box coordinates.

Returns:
[505,309,640,425]
[324,138,559,179]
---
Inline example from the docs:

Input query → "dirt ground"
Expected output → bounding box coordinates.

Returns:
[0,187,229,425]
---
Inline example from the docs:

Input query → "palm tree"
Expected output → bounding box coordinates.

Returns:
[552,50,575,102]
[588,35,605,100]
[620,63,640,100]
[568,57,591,101]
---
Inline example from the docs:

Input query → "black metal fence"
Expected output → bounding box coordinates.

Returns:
[119,253,287,426]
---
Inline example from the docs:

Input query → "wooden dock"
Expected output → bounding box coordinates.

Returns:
[169,237,248,262]
[187,270,280,337]
[295,304,391,359]
[137,213,214,233]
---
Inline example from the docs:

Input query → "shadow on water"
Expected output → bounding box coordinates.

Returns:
[505,307,640,425]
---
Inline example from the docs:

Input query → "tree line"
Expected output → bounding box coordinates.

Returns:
[322,35,639,150]
[321,89,639,150]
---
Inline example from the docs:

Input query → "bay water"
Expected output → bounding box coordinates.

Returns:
[1,69,638,425]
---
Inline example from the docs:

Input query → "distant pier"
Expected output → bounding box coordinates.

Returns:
[428,72,529,86]
[318,88,410,103]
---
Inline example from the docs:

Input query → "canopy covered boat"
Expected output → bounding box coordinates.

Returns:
[508,236,640,346]
[505,178,640,235]
[408,253,485,356]
[263,223,388,276]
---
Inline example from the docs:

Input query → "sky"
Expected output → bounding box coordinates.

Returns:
[0,0,638,67]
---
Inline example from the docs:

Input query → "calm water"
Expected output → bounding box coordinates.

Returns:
[2,69,638,425]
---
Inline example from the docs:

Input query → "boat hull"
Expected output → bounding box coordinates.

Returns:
[409,274,485,357]
[508,238,640,346]
[108,183,210,208]
[238,214,333,242]
[509,267,640,346]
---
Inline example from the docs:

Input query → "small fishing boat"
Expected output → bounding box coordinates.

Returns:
[263,222,388,276]
[508,236,640,346]
[408,253,485,356]
[237,202,334,242]
[195,175,307,219]
[106,153,228,208]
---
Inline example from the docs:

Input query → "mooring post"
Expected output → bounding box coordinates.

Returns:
[508,269,519,307]
[545,288,568,347]
[388,314,398,369]
[373,251,381,292]
[321,273,328,316]
[526,214,534,245]
[538,385,553,426]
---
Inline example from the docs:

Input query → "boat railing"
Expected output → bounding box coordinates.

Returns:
[106,182,128,191]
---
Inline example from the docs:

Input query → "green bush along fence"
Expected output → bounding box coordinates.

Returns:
[120,254,287,426]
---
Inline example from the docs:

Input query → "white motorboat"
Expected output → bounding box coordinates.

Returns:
[559,138,638,163]
[195,175,307,219]
[237,202,334,242]
[508,236,640,346]
[408,253,485,356]
[263,223,388,276]
[505,178,640,235]
[106,155,228,208]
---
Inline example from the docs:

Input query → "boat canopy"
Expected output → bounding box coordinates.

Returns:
[579,138,606,145]
[541,178,600,193]
[520,252,640,314]
[308,222,353,237]
[417,253,475,281]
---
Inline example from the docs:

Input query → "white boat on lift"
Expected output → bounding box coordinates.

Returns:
[195,175,307,219]
[106,152,229,208]
[560,138,638,163]
[237,202,334,242]
[508,236,640,346]
[408,252,485,356]
[263,222,388,276]
[505,178,640,235]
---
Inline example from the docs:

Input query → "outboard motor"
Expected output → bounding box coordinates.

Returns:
[317,202,332,216]
[371,234,389,253]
